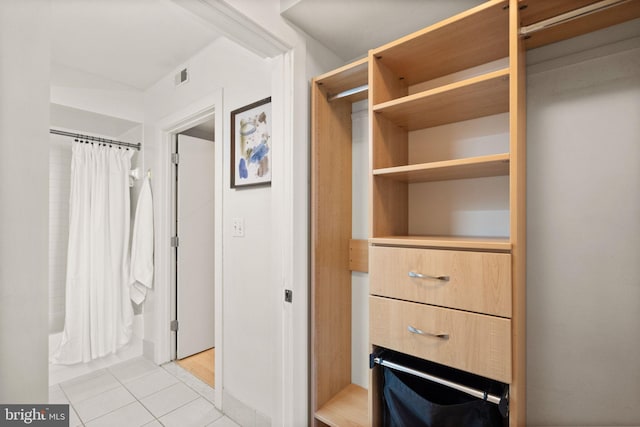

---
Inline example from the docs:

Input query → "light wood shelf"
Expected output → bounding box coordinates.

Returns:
[373,153,509,183]
[314,384,368,427]
[370,235,511,252]
[315,57,369,103]
[373,68,510,130]
[521,0,640,50]
[370,0,509,86]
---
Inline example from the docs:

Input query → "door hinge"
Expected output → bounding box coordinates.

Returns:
[170,320,179,331]
[171,236,180,247]
[171,152,179,165]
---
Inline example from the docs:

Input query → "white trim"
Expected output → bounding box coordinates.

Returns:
[171,0,292,58]
[268,48,304,427]
[152,89,224,408]
[272,47,310,427]
[270,53,286,427]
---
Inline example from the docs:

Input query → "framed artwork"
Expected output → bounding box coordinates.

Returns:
[231,97,272,188]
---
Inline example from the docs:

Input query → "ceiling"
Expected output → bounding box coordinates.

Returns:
[51,0,488,93]
[282,0,486,61]
[51,0,221,91]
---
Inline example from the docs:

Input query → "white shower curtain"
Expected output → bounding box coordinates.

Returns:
[51,142,134,364]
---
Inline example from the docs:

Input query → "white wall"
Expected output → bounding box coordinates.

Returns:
[0,0,50,403]
[140,1,344,422]
[218,4,343,425]
[51,63,144,123]
[526,22,640,426]
[143,36,274,421]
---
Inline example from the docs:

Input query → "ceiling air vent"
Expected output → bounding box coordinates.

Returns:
[175,68,189,86]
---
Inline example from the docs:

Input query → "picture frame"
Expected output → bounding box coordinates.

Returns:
[230,96,272,188]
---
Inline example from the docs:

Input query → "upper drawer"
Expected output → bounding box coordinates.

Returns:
[370,245,511,317]
[370,296,511,383]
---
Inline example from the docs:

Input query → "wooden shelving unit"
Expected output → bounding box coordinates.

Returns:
[368,0,524,425]
[311,1,640,426]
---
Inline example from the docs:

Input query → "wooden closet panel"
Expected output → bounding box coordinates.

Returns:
[508,0,527,424]
[311,81,353,414]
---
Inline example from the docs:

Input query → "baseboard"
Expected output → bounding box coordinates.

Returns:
[222,390,270,427]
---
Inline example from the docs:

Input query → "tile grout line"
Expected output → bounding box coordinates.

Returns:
[56,359,222,427]
[155,362,222,425]
[65,364,160,426]
[149,362,209,422]
[55,384,84,427]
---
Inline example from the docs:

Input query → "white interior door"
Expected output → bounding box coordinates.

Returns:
[176,133,215,359]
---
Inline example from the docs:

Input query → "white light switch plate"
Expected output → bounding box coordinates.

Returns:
[232,217,244,237]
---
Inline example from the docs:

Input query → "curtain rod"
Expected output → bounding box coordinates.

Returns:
[50,129,141,151]
[328,84,369,102]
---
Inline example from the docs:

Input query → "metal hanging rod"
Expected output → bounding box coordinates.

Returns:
[372,356,506,407]
[50,129,141,151]
[328,84,369,102]
[520,0,630,36]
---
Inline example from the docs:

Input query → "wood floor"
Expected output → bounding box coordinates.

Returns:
[177,348,215,387]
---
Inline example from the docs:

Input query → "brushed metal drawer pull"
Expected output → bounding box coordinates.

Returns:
[408,271,450,281]
[407,325,449,340]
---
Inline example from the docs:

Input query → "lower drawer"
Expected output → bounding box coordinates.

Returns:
[370,296,511,383]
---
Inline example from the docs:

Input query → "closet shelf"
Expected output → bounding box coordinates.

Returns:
[315,57,369,103]
[371,0,509,85]
[370,236,511,252]
[521,0,640,50]
[372,68,510,130]
[373,153,509,183]
[314,383,368,427]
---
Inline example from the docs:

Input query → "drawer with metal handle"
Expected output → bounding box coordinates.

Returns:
[370,296,511,383]
[370,245,511,317]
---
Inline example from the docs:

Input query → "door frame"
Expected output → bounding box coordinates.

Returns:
[153,89,223,406]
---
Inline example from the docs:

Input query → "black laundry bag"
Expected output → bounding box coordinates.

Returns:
[382,367,505,427]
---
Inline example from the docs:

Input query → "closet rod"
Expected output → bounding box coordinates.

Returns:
[50,129,141,150]
[372,356,503,406]
[520,0,630,36]
[328,84,368,102]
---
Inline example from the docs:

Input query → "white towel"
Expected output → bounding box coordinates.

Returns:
[130,175,154,304]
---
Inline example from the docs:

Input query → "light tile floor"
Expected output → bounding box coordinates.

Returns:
[49,357,238,427]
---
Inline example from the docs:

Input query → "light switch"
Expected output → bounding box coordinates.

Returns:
[232,217,244,237]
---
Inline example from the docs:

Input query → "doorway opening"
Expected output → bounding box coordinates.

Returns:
[170,115,216,388]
